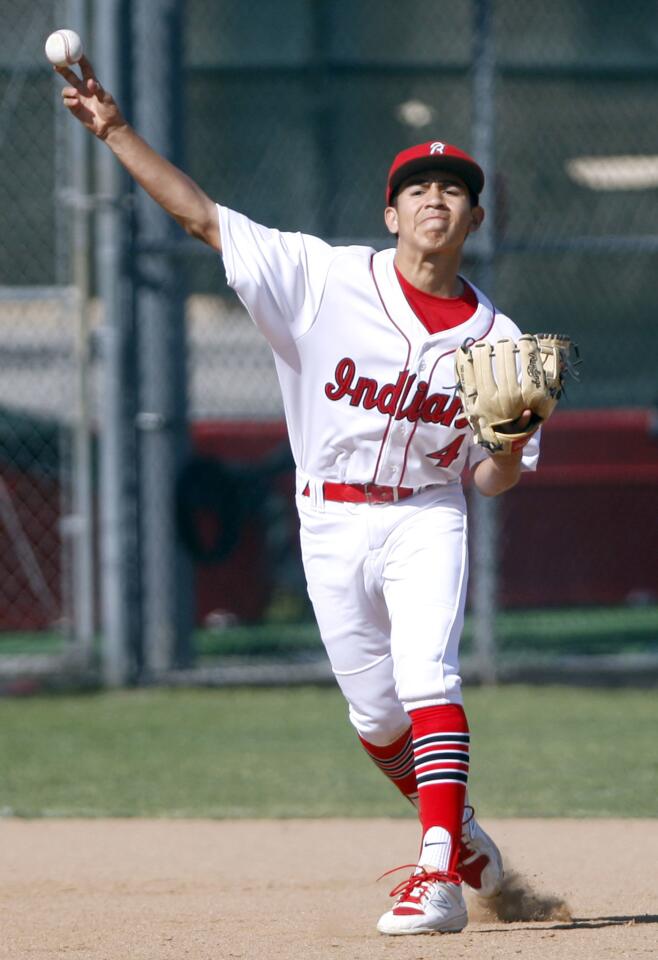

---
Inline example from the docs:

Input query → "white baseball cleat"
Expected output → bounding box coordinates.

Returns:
[376,867,468,936]
[458,807,504,898]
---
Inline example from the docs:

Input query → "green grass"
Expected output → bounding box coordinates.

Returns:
[0,686,656,818]
[0,631,72,655]
[1,605,656,660]
[193,605,658,658]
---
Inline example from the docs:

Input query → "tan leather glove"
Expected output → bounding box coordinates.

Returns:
[454,333,574,454]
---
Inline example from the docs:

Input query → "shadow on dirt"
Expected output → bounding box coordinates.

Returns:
[552,915,658,930]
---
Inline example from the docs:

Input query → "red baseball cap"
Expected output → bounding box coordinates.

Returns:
[386,141,485,205]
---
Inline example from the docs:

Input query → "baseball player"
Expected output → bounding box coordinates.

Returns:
[57,56,540,936]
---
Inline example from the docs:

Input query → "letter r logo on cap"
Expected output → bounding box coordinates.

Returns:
[430,141,446,154]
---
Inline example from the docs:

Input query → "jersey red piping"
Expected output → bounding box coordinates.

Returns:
[369,252,412,485]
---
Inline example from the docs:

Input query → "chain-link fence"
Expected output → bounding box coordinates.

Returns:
[0,1,92,687]
[1,0,656,687]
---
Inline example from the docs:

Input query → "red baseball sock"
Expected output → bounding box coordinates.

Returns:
[358,728,418,806]
[409,703,469,874]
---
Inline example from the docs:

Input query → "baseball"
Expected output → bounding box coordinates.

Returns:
[45,29,83,67]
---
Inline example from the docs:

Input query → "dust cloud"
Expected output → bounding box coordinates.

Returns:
[468,868,573,923]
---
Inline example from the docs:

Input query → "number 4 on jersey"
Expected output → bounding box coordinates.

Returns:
[426,435,465,468]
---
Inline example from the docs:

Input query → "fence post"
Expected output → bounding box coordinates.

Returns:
[64,0,95,668]
[133,0,194,675]
[470,0,498,684]
[94,0,143,686]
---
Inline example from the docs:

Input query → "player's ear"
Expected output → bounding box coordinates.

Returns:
[384,205,399,236]
[467,205,485,234]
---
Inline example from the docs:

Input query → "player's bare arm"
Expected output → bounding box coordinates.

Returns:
[472,449,523,496]
[56,56,220,251]
[471,407,533,496]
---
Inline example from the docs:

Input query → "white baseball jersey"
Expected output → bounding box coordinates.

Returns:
[218,205,540,491]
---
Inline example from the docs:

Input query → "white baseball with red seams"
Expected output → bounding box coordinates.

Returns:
[218,204,539,739]
[45,29,83,67]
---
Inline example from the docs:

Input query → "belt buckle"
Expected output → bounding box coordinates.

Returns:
[363,483,397,504]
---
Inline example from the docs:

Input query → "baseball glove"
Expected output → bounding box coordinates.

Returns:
[454,333,575,454]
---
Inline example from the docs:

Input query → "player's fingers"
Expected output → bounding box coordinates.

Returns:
[85,77,107,100]
[78,55,96,81]
[513,408,533,430]
[62,94,81,109]
[54,64,82,88]
[65,101,94,125]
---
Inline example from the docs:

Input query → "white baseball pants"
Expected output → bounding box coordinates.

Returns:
[296,482,469,746]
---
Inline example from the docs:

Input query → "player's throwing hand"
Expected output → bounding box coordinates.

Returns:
[55,55,125,141]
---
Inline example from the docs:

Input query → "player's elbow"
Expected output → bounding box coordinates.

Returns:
[177,192,221,250]
[183,214,221,251]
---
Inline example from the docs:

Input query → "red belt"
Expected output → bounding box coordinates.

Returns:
[302,481,415,504]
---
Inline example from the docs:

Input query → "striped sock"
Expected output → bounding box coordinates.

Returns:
[358,728,419,806]
[409,704,469,873]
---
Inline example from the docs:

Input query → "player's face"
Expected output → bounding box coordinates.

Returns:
[385,171,483,254]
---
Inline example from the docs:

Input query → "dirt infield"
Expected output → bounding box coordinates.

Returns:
[1,818,656,959]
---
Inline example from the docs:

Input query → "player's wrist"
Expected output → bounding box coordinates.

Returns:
[101,116,130,145]
[489,448,524,465]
